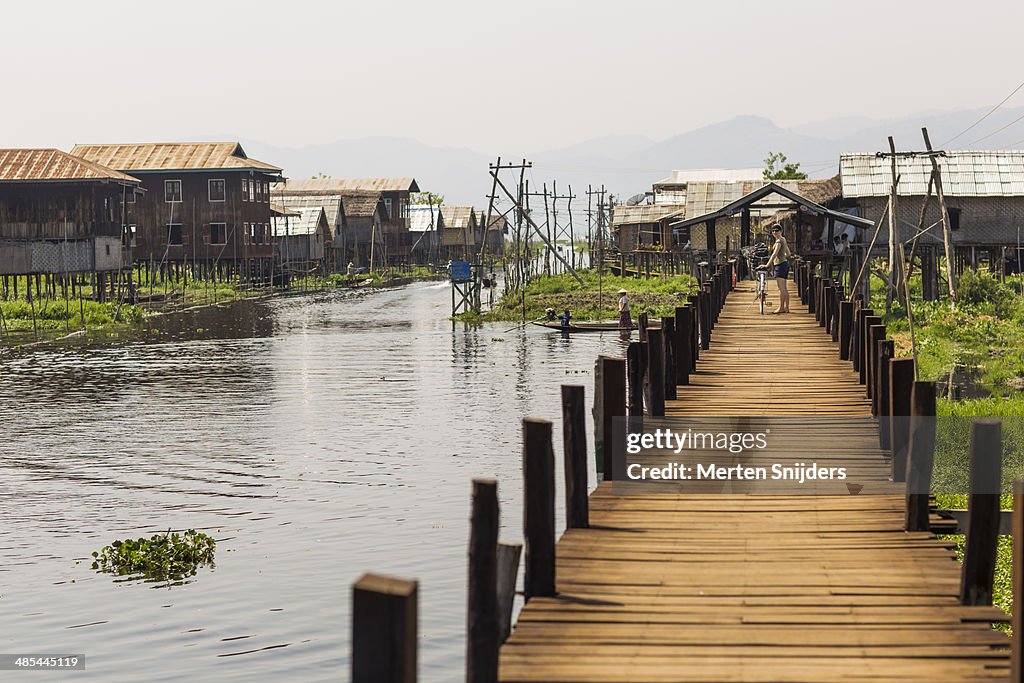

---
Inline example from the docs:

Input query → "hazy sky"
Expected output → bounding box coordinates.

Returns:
[4,0,1023,153]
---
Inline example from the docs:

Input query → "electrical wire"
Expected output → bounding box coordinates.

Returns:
[941,77,1024,146]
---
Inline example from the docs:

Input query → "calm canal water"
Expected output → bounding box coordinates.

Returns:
[0,281,628,682]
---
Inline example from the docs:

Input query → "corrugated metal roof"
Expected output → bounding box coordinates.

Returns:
[70,142,282,173]
[272,207,326,236]
[684,178,840,216]
[840,151,1024,197]
[270,202,302,217]
[612,204,686,226]
[270,193,344,227]
[442,205,475,229]
[408,204,443,232]
[0,148,140,184]
[342,192,383,218]
[275,177,419,194]
[654,168,763,186]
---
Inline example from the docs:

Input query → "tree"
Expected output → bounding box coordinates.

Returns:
[412,191,444,206]
[311,172,331,179]
[763,152,808,180]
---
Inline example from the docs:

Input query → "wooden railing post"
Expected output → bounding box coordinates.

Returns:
[839,301,854,361]
[597,356,625,481]
[689,299,700,366]
[674,305,691,386]
[699,288,711,350]
[821,283,832,328]
[646,328,666,417]
[961,419,1003,606]
[467,479,499,683]
[496,542,522,644]
[857,310,876,383]
[637,311,649,342]
[868,315,884,389]
[661,316,676,400]
[353,573,418,683]
[877,339,894,449]
[561,385,589,530]
[523,418,556,601]
[905,381,937,532]
[831,288,843,342]
[852,306,864,372]
[626,342,644,423]
[889,358,915,482]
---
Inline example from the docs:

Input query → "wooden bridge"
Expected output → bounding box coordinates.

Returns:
[350,264,1019,683]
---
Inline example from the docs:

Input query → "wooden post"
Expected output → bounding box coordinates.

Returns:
[864,317,880,397]
[858,310,876,383]
[674,306,691,386]
[496,542,522,644]
[877,340,894,449]
[889,358,915,483]
[522,418,556,601]
[626,342,644,422]
[905,381,937,532]
[467,479,499,683]
[661,317,676,401]
[561,385,589,529]
[352,573,418,683]
[1012,479,1024,680]
[831,287,842,342]
[699,289,710,350]
[646,328,666,417]
[839,301,854,361]
[598,356,625,481]
[637,311,649,342]
[808,273,818,315]
[852,306,864,372]
[961,419,1002,606]
[687,294,699,366]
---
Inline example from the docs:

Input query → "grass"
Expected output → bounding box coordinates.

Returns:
[454,268,697,323]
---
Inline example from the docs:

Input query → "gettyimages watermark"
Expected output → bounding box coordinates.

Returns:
[607,416,1024,495]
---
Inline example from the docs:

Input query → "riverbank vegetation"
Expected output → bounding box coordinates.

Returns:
[454,268,697,323]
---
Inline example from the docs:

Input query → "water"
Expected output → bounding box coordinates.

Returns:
[0,281,628,682]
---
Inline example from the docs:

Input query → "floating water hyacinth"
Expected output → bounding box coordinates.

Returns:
[92,529,216,585]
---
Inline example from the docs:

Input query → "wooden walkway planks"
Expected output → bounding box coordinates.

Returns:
[499,280,1011,682]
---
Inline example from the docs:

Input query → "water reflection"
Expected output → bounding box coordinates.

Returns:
[0,281,627,682]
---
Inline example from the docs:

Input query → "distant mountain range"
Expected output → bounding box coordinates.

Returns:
[233,106,1024,207]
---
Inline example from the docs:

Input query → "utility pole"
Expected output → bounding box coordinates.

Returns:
[922,127,957,304]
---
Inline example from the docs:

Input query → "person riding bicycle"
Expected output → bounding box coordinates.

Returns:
[760,224,791,314]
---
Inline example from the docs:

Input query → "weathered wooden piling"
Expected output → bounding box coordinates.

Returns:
[594,356,625,480]
[561,385,589,530]
[866,323,885,402]
[857,310,877,383]
[646,328,666,417]
[839,301,854,360]
[889,358,915,483]
[699,289,711,350]
[626,342,644,425]
[1013,479,1024,681]
[863,317,883,393]
[522,418,556,601]
[876,340,894,448]
[352,573,418,683]
[496,542,521,644]
[961,419,1002,606]
[467,479,499,683]
[905,381,937,532]
[661,317,676,401]
[674,306,691,386]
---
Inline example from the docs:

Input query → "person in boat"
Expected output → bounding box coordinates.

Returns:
[558,308,572,329]
[762,224,791,314]
[617,288,631,329]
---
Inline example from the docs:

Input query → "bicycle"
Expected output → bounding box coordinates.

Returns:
[754,265,769,315]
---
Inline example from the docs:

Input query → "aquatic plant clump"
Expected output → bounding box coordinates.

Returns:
[92,529,216,583]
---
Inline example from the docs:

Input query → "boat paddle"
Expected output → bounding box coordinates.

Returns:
[503,316,546,333]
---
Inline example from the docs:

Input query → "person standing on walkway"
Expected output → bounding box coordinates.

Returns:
[764,224,791,314]
[617,288,632,337]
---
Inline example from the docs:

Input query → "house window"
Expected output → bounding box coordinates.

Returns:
[210,222,227,245]
[167,223,183,245]
[263,182,269,201]
[948,207,961,231]
[248,179,256,202]
[254,180,261,202]
[123,224,136,246]
[105,244,111,256]
[209,179,226,202]
[125,190,136,204]
[383,197,393,218]
[256,223,266,244]
[242,179,249,201]
[400,199,409,218]
[165,180,182,203]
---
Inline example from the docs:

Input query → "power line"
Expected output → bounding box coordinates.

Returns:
[941,77,1024,145]
[965,108,1024,147]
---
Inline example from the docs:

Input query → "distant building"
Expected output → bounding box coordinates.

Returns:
[483,214,507,253]
[0,148,141,297]
[273,178,419,264]
[71,142,283,277]
[611,204,686,252]
[652,168,763,205]
[408,204,444,263]
[270,193,345,270]
[841,151,1024,263]
[271,205,331,271]
[440,205,478,260]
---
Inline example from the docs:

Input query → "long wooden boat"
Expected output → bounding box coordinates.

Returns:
[531,320,658,333]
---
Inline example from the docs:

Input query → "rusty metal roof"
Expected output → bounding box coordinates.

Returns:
[276,177,419,194]
[341,192,384,218]
[270,202,302,217]
[70,142,281,173]
[0,148,140,184]
[612,204,686,226]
